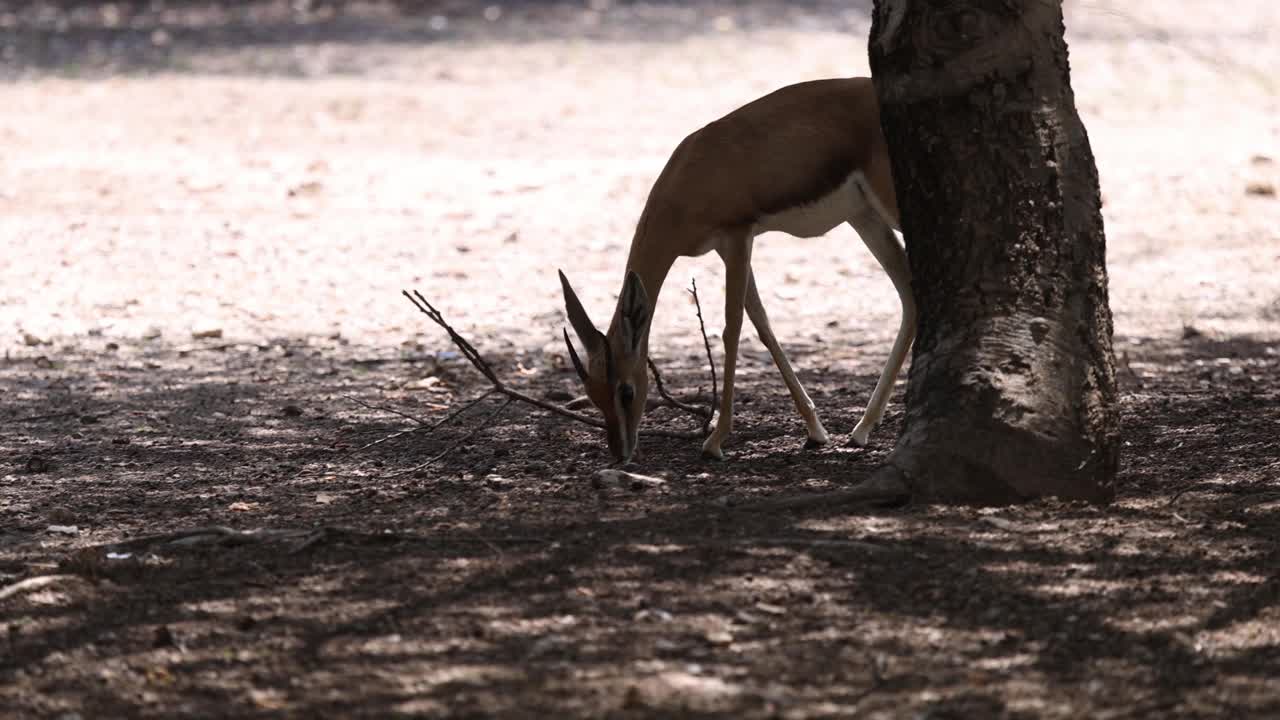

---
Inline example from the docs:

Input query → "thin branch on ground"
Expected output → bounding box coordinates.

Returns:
[646,358,710,417]
[404,290,604,427]
[104,525,307,552]
[341,393,432,426]
[644,279,718,438]
[403,289,705,440]
[593,467,668,490]
[352,389,496,452]
[391,396,515,477]
[0,574,87,601]
[690,278,718,435]
[76,526,548,559]
[1165,480,1200,506]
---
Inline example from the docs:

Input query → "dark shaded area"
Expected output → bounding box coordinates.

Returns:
[2,326,1277,716]
[0,0,874,78]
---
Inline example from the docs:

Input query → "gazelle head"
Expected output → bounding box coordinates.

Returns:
[558,269,653,464]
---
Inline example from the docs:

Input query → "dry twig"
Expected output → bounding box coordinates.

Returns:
[391,396,515,476]
[402,289,707,440]
[103,525,305,552]
[0,574,86,601]
[644,279,718,438]
[90,525,546,558]
[404,290,606,427]
[342,393,431,426]
[689,278,719,434]
[646,359,709,418]
[351,389,496,452]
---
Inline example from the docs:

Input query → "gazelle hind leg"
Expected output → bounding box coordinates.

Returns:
[744,269,830,447]
[702,238,753,459]
[848,215,916,446]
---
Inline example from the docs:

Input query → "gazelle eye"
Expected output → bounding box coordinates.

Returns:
[618,383,635,407]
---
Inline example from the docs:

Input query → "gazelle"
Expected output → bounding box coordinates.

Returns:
[559,77,914,463]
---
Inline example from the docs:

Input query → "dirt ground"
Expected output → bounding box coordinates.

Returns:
[2,1,1279,717]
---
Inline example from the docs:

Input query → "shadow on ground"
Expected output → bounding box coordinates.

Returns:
[2,326,1277,717]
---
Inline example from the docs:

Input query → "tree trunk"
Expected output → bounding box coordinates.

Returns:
[868,0,1119,504]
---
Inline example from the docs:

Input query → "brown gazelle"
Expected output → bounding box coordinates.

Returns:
[559,77,914,463]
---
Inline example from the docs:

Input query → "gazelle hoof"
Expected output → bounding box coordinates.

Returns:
[848,425,873,447]
[804,425,830,450]
[700,437,725,461]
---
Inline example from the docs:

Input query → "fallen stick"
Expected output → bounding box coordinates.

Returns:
[341,393,432,426]
[403,289,710,440]
[391,396,515,476]
[351,389,497,452]
[641,277,719,438]
[0,574,86,601]
[88,526,547,557]
[646,359,709,420]
[689,277,718,435]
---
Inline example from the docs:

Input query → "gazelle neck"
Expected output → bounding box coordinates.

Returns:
[605,231,677,349]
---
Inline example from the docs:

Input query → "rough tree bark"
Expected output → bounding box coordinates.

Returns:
[867,0,1119,503]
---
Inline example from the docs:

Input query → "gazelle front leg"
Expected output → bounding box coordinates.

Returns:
[744,270,830,448]
[702,237,753,459]
[848,215,916,446]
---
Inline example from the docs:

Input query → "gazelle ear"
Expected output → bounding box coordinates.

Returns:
[563,328,590,383]
[619,270,651,354]
[559,270,605,356]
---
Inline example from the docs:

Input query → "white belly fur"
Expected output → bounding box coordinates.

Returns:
[751,170,893,238]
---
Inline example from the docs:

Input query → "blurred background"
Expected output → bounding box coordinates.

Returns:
[1,0,1277,359]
